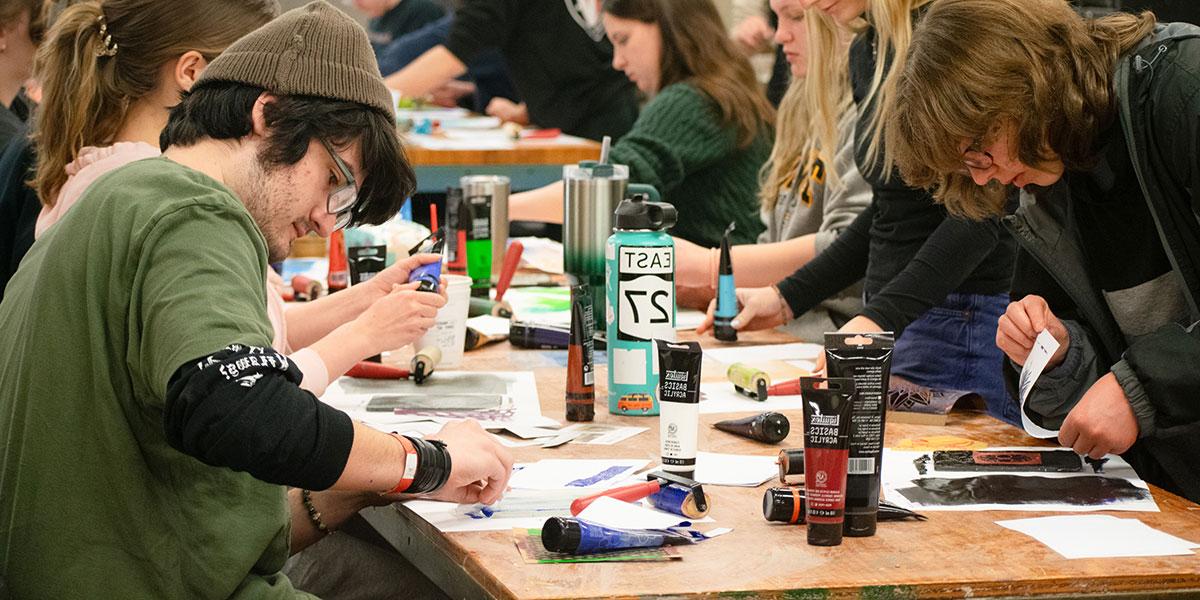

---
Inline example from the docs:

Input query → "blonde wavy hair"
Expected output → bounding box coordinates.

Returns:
[804,0,931,183]
[885,0,1156,219]
[760,9,853,211]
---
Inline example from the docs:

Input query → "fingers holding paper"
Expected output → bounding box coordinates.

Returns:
[997,295,1069,368]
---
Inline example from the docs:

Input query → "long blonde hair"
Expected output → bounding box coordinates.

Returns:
[761,10,852,211]
[805,0,930,180]
[32,0,277,205]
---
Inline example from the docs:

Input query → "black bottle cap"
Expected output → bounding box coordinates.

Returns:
[762,487,804,524]
[541,517,581,554]
[760,412,791,444]
[807,522,843,547]
[844,512,878,537]
[613,193,677,231]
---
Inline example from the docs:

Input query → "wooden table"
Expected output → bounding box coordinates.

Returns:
[361,330,1200,599]
[404,134,600,194]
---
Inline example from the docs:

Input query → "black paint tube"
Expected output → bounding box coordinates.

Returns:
[566,283,595,422]
[347,245,387,286]
[713,412,790,444]
[656,340,702,480]
[763,487,926,524]
[800,376,855,547]
[824,332,895,538]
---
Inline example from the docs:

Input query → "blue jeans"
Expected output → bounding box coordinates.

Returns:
[890,292,1020,426]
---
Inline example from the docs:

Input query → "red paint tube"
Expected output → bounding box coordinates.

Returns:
[327,230,349,293]
[824,332,895,537]
[800,376,855,546]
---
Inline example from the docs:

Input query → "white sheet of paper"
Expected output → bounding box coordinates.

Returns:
[1018,329,1063,439]
[403,487,581,532]
[693,451,778,487]
[698,382,805,415]
[881,448,1159,512]
[502,425,562,439]
[996,515,1199,559]
[576,496,694,530]
[554,423,649,445]
[465,315,511,338]
[703,342,824,366]
[674,309,707,331]
[320,371,546,432]
[506,459,650,490]
[512,237,564,274]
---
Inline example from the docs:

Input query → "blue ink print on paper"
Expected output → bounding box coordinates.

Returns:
[567,466,629,487]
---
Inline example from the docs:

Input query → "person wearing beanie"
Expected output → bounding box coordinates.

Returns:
[382,0,639,141]
[0,2,513,598]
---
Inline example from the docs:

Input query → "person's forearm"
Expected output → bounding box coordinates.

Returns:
[288,488,381,554]
[384,45,468,99]
[732,235,817,287]
[286,283,380,350]
[509,181,564,224]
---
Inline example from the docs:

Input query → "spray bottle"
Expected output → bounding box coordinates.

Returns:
[605,193,677,416]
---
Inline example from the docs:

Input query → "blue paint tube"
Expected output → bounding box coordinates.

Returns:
[712,222,738,342]
[407,235,445,293]
[540,517,695,555]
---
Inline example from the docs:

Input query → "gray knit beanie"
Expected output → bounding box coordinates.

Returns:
[195,0,394,118]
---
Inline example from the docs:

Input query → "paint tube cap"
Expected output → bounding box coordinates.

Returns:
[762,487,804,524]
[807,522,843,547]
[541,517,582,554]
[844,512,878,537]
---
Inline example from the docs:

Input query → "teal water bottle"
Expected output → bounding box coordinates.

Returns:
[606,194,678,416]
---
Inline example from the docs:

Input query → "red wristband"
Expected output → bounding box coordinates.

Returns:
[387,433,419,494]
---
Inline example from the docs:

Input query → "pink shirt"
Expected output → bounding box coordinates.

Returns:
[35,143,329,394]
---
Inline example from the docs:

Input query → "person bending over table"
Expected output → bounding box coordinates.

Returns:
[886,0,1200,502]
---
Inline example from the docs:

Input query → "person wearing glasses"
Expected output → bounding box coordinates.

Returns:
[0,3,514,596]
[18,0,437,400]
[886,0,1200,502]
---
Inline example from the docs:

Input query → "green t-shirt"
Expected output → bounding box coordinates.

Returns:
[0,157,312,599]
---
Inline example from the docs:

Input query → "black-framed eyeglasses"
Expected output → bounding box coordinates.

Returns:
[321,139,358,230]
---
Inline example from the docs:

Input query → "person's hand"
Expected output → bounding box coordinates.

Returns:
[997,295,1070,368]
[429,79,476,107]
[811,314,884,373]
[696,286,791,335]
[732,15,774,54]
[350,283,447,354]
[486,98,530,126]
[423,420,514,505]
[368,252,443,292]
[1058,372,1139,459]
[674,236,715,291]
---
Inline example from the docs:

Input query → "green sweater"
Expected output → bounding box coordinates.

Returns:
[609,82,770,247]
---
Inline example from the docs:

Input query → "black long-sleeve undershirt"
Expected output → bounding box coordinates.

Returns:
[164,344,354,491]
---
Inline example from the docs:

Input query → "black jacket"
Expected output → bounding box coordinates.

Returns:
[1005,23,1200,502]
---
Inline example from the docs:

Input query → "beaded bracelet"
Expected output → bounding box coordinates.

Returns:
[301,489,330,535]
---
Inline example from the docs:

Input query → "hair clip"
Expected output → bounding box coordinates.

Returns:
[96,14,118,57]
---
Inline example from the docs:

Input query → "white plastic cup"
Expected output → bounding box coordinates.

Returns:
[415,274,471,368]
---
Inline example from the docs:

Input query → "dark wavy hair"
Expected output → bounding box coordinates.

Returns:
[161,82,413,227]
[602,0,773,148]
[886,0,1155,219]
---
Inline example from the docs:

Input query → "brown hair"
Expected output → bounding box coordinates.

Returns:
[32,0,278,206]
[886,0,1155,219]
[0,0,46,43]
[602,0,773,148]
